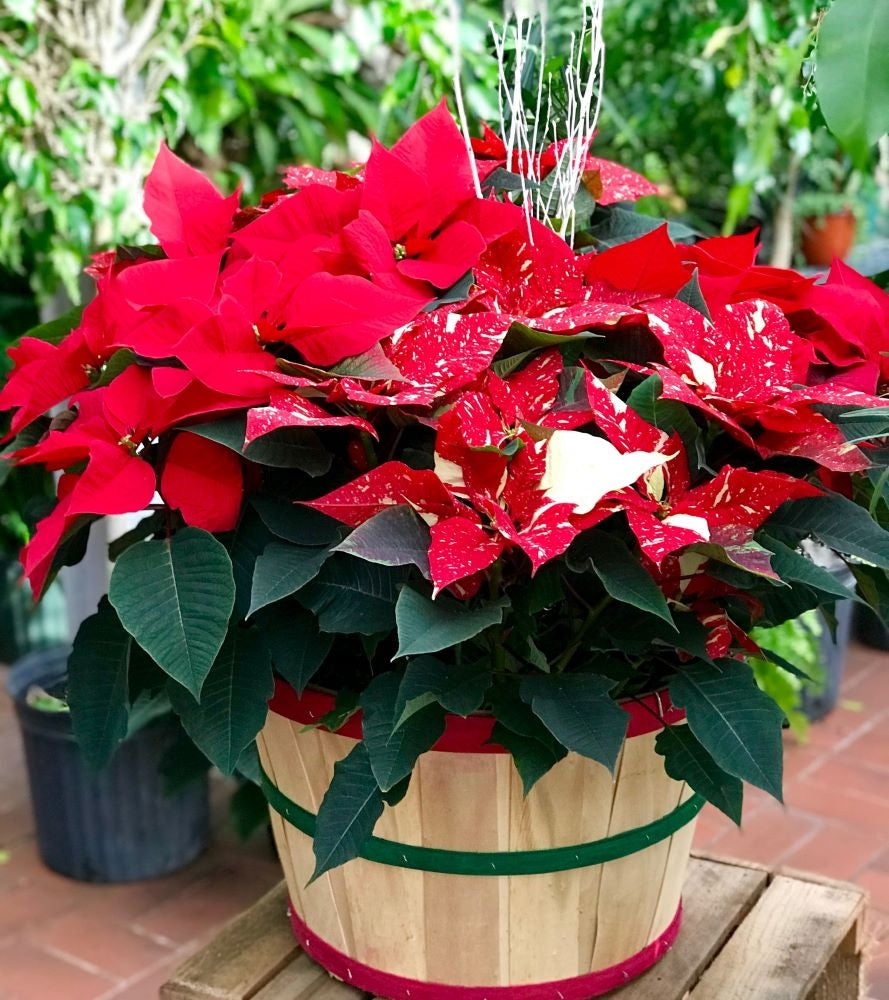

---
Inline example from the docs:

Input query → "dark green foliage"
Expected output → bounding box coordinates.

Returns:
[167,627,274,774]
[670,660,784,801]
[655,724,743,824]
[109,529,235,698]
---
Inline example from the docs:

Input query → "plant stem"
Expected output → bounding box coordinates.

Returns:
[553,594,611,672]
[359,430,377,470]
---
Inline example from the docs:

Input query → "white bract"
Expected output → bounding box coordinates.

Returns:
[662,513,710,541]
[540,430,670,514]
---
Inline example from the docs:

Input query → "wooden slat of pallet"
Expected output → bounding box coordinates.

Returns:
[250,952,344,1000]
[687,871,867,1000]
[160,854,867,1000]
[609,856,769,999]
[159,883,299,1000]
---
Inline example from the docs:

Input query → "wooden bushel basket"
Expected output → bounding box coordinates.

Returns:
[257,680,703,999]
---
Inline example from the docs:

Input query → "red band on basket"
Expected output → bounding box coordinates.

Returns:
[287,900,682,999]
[269,677,684,752]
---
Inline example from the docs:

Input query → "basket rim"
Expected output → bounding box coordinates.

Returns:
[268,676,685,754]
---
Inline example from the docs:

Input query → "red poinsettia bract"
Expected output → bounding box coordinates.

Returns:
[4,98,889,660]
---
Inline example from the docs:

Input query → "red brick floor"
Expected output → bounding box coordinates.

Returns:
[1,645,889,998]
[0,666,280,1000]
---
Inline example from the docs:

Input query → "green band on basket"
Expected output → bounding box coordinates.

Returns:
[259,764,705,876]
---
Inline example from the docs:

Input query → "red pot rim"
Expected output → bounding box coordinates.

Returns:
[287,899,682,999]
[268,676,685,754]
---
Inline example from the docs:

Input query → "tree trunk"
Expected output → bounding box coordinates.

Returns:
[769,154,801,268]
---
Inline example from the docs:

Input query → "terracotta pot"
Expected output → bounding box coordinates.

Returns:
[257,679,702,999]
[800,209,857,266]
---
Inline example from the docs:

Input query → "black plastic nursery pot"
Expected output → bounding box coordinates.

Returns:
[852,603,889,652]
[799,599,853,723]
[7,647,210,882]
[0,558,67,665]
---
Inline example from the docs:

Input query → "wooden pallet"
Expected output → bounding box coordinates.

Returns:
[160,853,869,1000]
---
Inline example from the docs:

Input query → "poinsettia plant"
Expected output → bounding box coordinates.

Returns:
[4,100,889,878]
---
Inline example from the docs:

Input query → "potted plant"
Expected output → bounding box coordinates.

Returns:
[3,86,889,995]
[795,135,867,265]
[6,644,211,882]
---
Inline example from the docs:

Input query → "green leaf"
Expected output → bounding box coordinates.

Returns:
[311,742,384,880]
[380,773,412,807]
[850,563,889,630]
[108,511,165,562]
[251,496,342,547]
[492,350,538,379]
[816,0,889,158]
[503,322,602,354]
[627,375,700,455]
[159,729,211,795]
[228,511,275,619]
[570,530,675,627]
[317,688,360,732]
[759,535,859,602]
[20,305,83,346]
[109,528,235,698]
[836,407,889,443]
[422,270,474,311]
[186,415,332,475]
[676,269,713,321]
[395,656,491,728]
[394,587,508,658]
[669,660,784,801]
[767,495,889,569]
[248,542,331,617]
[235,742,262,784]
[688,537,779,581]
[520,673,628,772]
[360,672,445,791]
[491,722,567,796]
[254,605,332,694]
[489,683,557,739]
[334,505,431,577]
[514,565,565,615]
[598,604,714,662]
[297,555,406,635]
[587,204,696,249]
[94,349,137,388]
[655,724,743,824]
[125,690,171,736]
[481,167,537,193]
[167,627,274,774]
[330,344,402,379]
[230,780,270,841]
[67,597,131,771]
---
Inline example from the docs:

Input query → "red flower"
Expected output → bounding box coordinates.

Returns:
[143,143,239,259]
[305,462,465,528]
[13,390,157,591]
[20,473,81,598]
[245,390,376,443]
[0,332,95,440]
[161,433,244,532]
[583,225,690,300]
[361,100,521,290]
[637,297,875,472]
